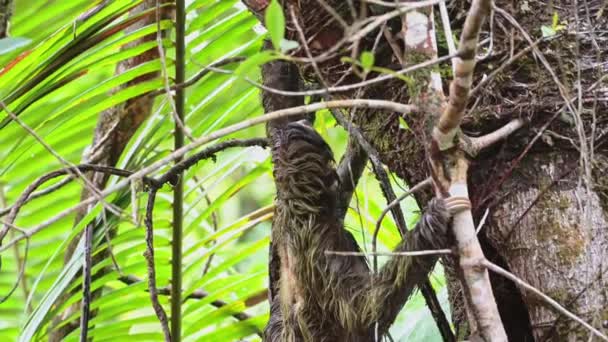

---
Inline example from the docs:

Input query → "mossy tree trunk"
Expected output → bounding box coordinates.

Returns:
[471,151,608,341]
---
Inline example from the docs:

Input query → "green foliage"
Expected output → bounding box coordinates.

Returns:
[0,1,448,341]
[541,12,566,38]
[359,51,375,72]
[264,0,285,51]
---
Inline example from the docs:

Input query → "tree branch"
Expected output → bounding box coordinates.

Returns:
[434,0,491,150]
[143,188,171,341]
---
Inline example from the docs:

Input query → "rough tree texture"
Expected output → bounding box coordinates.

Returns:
[262,56,452,341]
[49,1,171,340]
[479,151,608,340]
[246,0,608,340]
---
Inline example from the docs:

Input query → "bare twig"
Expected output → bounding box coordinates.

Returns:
[325,249,452,257]
[0,164,155,246]
[438,0,457,73]
[0,187,31,311]
[143,188,171,342]
[375,178,432,236]
[329,107,409,270]
[470,37,544,96]
[206,53,458,97]
[80,221,93,342]
[140,138,268,339]
[349,0,446,42]
[0,177,73,218]
[461,118,527,157]
[0,219,29,304]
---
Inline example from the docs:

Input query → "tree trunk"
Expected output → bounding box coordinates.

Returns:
[474,151,608,341]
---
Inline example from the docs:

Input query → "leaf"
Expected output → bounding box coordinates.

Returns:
[541,25,556,38]
[360,51,375,72]
[234,50,277,78]
[280,39,299,53]
[398,116,409,130]
[552,11,559,29]
[0,37,31,55]
[265,0,285,50]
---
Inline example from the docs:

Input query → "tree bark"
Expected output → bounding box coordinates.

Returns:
[475,151,608,340]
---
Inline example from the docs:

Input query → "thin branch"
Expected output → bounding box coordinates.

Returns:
[420,279,456,342]
[143,188,171,342]
[478,111,562,209]
[482,260,608,341]
[79,221,93,342]
[438,0,457,73]
[374,177,432,237]
[460,118,527,157]
[0,164,156,245]
[0,102,121,218]
[0,100,417,254]
[0,186,31,312]
[348,0,446,42]
[0,219,29,304]
[329,108,413,271]
[470,37,545,96]
[141,138,266,340]
[206,53,458,97]
[0,176,73,218]
[156,138,268,185]
[325,249,452,257]
[146,57,245,98]
[315,0,349,30]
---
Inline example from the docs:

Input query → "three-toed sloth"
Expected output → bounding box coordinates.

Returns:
[262,57,451,342]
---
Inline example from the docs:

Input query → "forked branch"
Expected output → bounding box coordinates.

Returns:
[428,0,508,340]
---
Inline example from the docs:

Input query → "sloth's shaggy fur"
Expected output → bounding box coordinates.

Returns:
[262,57,451,341]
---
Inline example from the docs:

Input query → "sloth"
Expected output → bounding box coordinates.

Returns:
[261,56,452,342]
